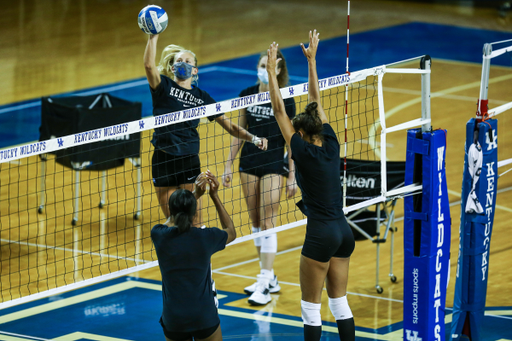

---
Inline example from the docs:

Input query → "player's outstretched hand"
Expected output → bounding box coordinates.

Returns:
[286,176,298,199]
[193,172,207,199]
[300,29,320,61]
[206,170,220,197]
[266,42,282,77]
[222,167,232,188]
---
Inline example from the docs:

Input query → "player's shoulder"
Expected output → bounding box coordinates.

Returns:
[151,224,178,237]
[322,123,337,137]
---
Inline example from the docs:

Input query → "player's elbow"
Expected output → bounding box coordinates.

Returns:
[144,63,155,74]
[226,227,237,245]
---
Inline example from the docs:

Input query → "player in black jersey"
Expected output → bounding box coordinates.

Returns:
[222,50,297,306]
[144,34,268,221]
[266,31,356,341]
[151,171,235,341]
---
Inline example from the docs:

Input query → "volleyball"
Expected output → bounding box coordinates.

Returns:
[138,5,168,35]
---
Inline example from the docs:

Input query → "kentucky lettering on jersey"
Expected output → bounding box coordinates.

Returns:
[150,75,218,156]
[247,105,274,119]
[169,87,205,107]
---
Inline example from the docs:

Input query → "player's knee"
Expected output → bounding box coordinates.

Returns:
[301,300,322,326]
[252,227,262,247]
[260,232,277,253]
[328,295,353,320]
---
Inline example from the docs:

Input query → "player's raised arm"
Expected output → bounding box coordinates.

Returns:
[267,42,295,146]
[207,171,236,244]
[300,30,328,124]
[143,34,162,90]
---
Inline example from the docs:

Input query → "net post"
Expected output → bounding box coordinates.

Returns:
[420,55,431,132]
[377,70,388,196]
[477,43,492,121]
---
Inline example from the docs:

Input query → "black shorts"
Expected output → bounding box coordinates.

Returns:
[160,319,219,341]
[301,216,355,262]
[152,149,201,187]
[239,159,287,178]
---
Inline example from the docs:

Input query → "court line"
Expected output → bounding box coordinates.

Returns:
[214,245,303,271]
[0,67,306,116]
[447,188,512,213]
[213,245,404,303]
[383,86,509,105]
[213,271,403,303]
[0,238,151,264]
[2,277,510,341]
[0,331,50,341]
[370,72,512,160]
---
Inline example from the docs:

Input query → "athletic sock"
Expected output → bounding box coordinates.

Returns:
[304,325,322,341]
[335,318,355,341]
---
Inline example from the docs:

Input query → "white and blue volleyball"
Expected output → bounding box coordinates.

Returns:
[138,5,168,35]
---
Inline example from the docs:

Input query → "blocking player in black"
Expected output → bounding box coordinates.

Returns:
[266,31,356,341]
[151,171,235,341]
[221,50,297,306]
[144,34,268,221]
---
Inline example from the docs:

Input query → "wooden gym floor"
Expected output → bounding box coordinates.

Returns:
[0,1,512,340]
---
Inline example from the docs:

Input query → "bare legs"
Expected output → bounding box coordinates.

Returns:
[300,255,353,341]
[240,173,283,271]
[155,182,202,224]
[241,172,283,304]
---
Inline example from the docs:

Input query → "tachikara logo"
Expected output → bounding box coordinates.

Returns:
[339,174,376,189]
[405,329,422,341]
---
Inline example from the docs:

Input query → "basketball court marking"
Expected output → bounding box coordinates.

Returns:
[369,70,512,159]
[0,239,150,264]
[2,278,510,341]
[447,189,512,213]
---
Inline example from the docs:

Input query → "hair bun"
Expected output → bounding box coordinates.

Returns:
[304,102,318,116]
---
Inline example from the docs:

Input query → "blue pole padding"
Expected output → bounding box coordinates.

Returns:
[404,128,451,341]
[450,118,498,341]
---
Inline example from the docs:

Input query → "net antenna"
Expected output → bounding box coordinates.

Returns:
[477,39,512,177]
[342,0,350,208]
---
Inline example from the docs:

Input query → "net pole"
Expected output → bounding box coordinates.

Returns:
[343,0,350,208]
[477,43,492,121]
[420,56,432,132]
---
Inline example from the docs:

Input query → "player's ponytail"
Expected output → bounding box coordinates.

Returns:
[292,101,323,138]
[168,189,197,234]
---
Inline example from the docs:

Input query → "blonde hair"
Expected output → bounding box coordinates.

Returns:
[157,44,198,84]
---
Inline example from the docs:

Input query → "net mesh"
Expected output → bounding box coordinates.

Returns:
[0,63,423,308]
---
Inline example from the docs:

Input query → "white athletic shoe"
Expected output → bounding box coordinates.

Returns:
[244,275,281,295]
[248,275,272,306]
[212,278,218,308]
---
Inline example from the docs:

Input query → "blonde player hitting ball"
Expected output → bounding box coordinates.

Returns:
[266,31,355,341]
[222,50,297,306]
[144,33,268,222]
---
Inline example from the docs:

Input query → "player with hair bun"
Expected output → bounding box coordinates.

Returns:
[266,30,356,341]
[151,171,235,341]
[144,34,268,221]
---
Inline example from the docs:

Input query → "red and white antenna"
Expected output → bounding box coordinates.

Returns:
[343,0,350,208]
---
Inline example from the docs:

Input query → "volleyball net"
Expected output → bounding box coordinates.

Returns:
[0,56,431,309]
